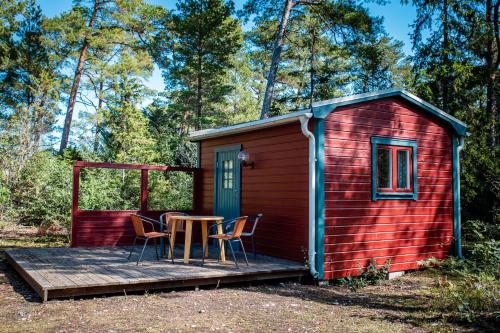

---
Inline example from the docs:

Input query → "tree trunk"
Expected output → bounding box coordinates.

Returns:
[309,26,316,109]
[485,0,499,148]
[441,0,450,113]
[195,1,204,130]
[93,80,103,153]
[260,0,295,119]
[59,0,100,154]
[196,65,202,130]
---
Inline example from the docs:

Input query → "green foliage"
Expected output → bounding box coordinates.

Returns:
[147,171,193,211]
[434,273,499,322]
[242,0,409,115]
[421,221,500,322]
[79,168,141,210]
[10,151,72,228]
[159,0,244,130]
[340,259,391,292]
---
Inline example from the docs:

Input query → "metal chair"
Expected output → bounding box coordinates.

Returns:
[202,216,249,269]
[159,212,189,258]
[160,212,188,233]
[226,214,262,259]
[127,214,175,265]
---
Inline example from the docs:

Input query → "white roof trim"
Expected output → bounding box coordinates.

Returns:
[189,109,309,141]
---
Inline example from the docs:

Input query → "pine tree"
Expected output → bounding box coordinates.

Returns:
[160,0,243,130]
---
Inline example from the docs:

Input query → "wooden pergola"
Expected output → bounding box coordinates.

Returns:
[71,161,202,247]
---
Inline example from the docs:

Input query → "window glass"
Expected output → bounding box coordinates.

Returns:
[397,150,410,189]
[376,148,392,189]
[223,160,233,189]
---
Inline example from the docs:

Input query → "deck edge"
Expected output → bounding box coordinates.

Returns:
[5,250,48,302]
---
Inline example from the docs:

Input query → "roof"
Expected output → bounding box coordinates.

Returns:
[189,109,310,141]
[189,88,468,141]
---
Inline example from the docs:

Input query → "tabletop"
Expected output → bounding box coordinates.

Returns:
[169,215,224,221]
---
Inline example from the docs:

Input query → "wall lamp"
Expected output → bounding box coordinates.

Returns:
[238,150,254,169]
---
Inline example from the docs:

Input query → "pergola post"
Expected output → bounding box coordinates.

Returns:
[140,169,148,213]
[71,165,80,247]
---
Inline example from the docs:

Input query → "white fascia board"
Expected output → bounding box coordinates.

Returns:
[189,109,309,141]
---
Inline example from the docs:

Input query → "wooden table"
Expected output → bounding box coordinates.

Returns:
[168,215,225,264]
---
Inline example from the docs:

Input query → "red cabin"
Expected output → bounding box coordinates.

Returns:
[189,89,468,280]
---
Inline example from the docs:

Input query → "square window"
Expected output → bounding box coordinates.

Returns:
[371,137,418,200]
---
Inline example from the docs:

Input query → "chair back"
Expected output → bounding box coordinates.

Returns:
[250,214,263,235]
[130,215,146,237]
[232,216,248,238]
[161,212,188,232]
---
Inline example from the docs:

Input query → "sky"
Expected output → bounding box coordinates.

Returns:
[37,0,417,94]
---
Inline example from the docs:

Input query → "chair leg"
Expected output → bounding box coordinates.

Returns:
[251,236,257,259]
[201,237,210,266]
[239,238,249,266]
[166,236,175,264]
[153,238,159,261]
[217,240,223,263]
[137,237,149,265]
[128,237,138,260]
[227,240,239,269]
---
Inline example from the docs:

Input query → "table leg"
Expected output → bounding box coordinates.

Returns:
[216,222,226,262]
[168,220,177,259]
[183,220,193,264]
[201,220,208,258]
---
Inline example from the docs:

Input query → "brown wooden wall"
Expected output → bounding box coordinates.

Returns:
[199,123,309,262]
[323,97,454,279]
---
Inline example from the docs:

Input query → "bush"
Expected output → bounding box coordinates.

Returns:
[433,273,499,322]
[10,151,72,229]
[427,220,500,322]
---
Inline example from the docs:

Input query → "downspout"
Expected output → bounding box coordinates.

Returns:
[299,113,319,278]
[454,136,465,258]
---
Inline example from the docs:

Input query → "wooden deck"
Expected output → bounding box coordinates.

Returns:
[5,246,307,301]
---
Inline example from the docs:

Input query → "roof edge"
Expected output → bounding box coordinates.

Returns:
[188,88,469,141]
[312,88,468,136]
[189,109,309,141]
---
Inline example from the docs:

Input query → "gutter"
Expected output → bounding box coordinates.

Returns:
[299,113,319,278]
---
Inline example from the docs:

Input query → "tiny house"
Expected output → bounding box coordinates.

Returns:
[189,89,468,280]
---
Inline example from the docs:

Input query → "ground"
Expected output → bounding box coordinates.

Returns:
[0,224,495,333]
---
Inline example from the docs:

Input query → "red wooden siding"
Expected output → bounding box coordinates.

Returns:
[323,97,454,279]
[200,123,309,262]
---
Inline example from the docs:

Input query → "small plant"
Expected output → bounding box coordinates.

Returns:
[340,258,391,292]
[300,246,309,268]
[340,274,366,292]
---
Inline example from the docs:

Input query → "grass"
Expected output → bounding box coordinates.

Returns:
[0,223,498,332]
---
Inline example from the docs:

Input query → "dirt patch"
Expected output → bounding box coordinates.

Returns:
[0,225,495,333]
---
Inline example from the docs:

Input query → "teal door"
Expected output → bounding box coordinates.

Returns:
[214,145,241,220]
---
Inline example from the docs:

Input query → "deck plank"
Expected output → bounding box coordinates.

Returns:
[5,246,307,301]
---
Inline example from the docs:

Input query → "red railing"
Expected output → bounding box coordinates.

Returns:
[71,161,201,247]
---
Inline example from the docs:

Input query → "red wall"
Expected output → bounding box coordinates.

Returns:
[200,123,309,262]
[323,97,454,279]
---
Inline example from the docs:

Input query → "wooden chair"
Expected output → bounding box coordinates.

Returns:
[202,216,249,269]
[127,214,175,265]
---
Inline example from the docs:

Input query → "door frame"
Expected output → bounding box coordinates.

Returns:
[213,144,242,218]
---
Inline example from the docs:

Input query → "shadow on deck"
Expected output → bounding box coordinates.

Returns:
[5,246,307,301]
